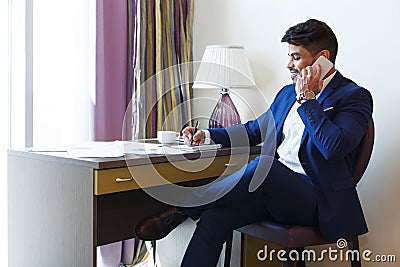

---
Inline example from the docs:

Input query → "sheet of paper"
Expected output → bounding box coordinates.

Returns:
[67,141,186,157]
[67,141,125,158]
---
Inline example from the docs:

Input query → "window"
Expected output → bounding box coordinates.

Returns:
[6,3,95,264]
[9,0,96,148]
[1,0,9,265]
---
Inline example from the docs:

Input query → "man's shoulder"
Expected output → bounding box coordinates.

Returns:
[276,83,295,97]
[336,73,371,96]
[332,72,373,107]
[333,71,367,90]
[270,84,296,114]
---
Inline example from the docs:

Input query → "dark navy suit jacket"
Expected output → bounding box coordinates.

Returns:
[208,71,373,241]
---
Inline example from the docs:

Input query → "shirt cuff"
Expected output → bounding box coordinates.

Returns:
[203,129,211,145]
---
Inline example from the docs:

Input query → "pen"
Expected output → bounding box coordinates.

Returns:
[190,120,199,145]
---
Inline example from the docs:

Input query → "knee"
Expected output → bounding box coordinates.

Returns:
[196,209,233,241]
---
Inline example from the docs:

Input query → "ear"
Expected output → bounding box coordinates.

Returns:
[320,50,331,60]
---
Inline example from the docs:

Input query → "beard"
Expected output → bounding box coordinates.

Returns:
[290,68,300,82]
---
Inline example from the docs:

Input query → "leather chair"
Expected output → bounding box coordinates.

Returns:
[224,119,375,267]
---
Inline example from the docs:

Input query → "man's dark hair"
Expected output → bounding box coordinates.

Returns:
[281,19,338,63]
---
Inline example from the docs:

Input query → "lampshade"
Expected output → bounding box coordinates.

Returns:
[193,45,256,128]
[193,45,256,89]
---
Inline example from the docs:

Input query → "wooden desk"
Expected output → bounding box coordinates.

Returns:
[8,146,260,266]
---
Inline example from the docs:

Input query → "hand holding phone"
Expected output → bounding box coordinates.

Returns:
[312,56,334,81]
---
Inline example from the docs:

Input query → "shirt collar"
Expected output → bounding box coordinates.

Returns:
[317,70,337,98]
[321,70,337,91]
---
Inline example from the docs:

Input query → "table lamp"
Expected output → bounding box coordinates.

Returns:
[193,45,256,128]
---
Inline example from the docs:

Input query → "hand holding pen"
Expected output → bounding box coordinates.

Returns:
[190,120,199,146]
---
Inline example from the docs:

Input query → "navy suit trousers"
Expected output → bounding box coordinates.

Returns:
[180,157,318,267]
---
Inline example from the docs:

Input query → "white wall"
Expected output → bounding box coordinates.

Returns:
[193,0,400,266]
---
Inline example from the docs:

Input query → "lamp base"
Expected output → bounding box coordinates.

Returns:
[209,91,241,128]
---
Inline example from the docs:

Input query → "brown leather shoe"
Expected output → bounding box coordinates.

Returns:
[135,207,188,241]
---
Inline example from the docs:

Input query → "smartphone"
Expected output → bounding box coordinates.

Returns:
[312,55,334,81]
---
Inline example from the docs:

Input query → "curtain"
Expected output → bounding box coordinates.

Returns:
[96,0,128,141]
[129,0,194,139]
[95,1,194,265]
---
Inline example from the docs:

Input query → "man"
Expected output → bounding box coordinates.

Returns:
[135,19,373,266]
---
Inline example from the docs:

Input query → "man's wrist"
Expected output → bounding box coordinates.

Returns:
[297,89,316,104]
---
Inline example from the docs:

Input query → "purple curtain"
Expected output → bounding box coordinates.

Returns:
[95,0,128,141]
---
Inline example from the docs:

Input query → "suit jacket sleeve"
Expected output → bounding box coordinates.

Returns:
[297,86,373,161]
[207,108,276,148]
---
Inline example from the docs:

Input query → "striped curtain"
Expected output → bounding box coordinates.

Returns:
[129,0,194,139]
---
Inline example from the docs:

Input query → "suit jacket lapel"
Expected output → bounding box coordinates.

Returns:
[317,71,342,104]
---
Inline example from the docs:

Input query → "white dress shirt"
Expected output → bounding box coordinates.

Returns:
[277,71,336,174]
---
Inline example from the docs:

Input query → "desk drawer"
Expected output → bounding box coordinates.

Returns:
[94,153,255,195]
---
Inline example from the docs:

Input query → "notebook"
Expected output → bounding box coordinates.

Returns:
[171,143,222,152]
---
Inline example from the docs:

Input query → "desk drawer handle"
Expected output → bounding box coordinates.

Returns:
[225,163,238,167]
[116,177,134,183]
